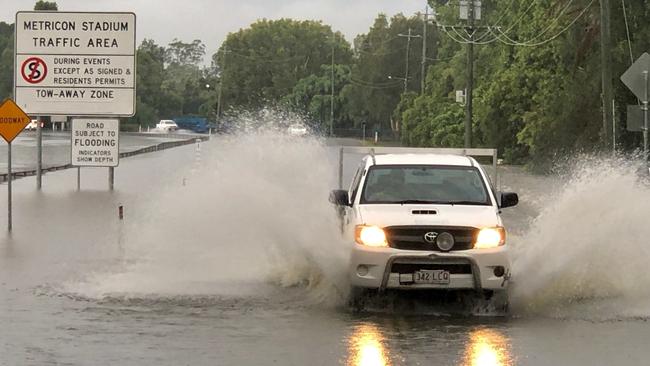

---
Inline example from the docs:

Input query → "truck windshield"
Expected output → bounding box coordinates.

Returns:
[360,165,491,205]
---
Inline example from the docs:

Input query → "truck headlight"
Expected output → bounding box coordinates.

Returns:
[355,225,388,247]
[474,227,506,249]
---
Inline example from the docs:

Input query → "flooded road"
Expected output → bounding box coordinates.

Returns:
[2,132,650,365]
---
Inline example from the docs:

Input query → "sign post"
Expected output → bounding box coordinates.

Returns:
[71,118,119,190]
[0,98,32,232]
[621,52,650,166]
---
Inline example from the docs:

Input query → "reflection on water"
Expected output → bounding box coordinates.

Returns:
[347,323,391,366]
[462,328,513,366]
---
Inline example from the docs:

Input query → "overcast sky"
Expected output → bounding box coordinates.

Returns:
[4,0,425,62]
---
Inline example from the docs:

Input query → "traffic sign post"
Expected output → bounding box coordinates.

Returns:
[71,118,120,190]
[0,99,32,232]
[621,52,650,166]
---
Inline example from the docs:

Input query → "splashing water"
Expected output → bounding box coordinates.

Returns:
[65,112,349,306]
[510,156,650,319]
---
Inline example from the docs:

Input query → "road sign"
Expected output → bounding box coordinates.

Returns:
[621,52,650,102]
[0,98,31,143]
[14,12,136,116]
[627,104,644,132]
[71,118,119,167]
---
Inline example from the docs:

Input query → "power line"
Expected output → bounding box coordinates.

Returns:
[621,0,635,66]
[439,0,595,47]
[492,0,595,47]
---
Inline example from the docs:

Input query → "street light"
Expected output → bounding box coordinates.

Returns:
[388,75,408,94]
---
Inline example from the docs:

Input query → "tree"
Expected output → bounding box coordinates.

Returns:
[34,1,58,10]
[0,22,14,100]
[399,0,650,169]
[283,64,353,130]
[343,13,438,134]
[214,19,353,111]
[125,39,216,128]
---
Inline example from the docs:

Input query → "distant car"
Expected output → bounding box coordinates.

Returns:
[156,120,178,132]
[24,120,42,131]
[287,123,308,136]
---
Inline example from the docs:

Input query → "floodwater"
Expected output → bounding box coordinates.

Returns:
[2,130,650,365]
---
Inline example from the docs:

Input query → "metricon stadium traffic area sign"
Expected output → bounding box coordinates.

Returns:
[14,12,136,116]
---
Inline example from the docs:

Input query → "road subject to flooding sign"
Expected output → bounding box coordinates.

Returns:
[71,118,119,167]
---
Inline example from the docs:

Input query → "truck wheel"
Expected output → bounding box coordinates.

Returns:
[475,290,509,314]
[348,286,372,312]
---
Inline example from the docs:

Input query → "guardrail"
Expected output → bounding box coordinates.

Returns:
[0,135,209,183]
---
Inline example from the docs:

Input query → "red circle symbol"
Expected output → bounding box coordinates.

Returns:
[21,57,48,84]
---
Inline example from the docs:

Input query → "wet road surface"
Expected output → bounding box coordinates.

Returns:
[2,133,650,365]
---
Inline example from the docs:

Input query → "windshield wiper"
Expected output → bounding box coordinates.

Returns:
[391,199,486,205]
[394,200,442,205]
[445,200,486,205]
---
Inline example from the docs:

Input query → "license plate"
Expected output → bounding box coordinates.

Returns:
[414,270,450,284]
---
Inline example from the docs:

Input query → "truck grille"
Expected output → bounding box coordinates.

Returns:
[384,226,478,251]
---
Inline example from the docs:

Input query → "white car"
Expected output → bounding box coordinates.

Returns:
[329,152,518,309]
[287,123,308,136]
[25,120,41,131]
[156,120,178,132]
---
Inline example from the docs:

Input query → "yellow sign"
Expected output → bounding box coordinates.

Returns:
[0,98,31,143]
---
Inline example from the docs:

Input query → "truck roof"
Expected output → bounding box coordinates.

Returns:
[366,153,475,167]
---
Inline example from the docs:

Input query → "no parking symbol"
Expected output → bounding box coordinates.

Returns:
[20,57,47,84]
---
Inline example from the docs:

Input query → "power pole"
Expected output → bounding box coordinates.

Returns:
[217,45,227,122]
[398,28,422,94]
[421,6,429,94]
[465,1,476,148]
[330,33,335,137]
[599,0,613,149]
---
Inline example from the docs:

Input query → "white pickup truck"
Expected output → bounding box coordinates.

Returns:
[329,148,518,310]
[156,120,178,132]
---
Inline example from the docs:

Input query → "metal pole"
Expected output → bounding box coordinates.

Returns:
[600,0,614,149]
[338,147,344,189]
[421,6,428,94]
[7,142,12,232]
[643,70,648,166]
[108,167,114,191]
[465,1,475,148]
[404,28,412,94]
[612,99,616,151]
[36,116,42,190]
[330,33,335,137]
[77,167,80,191]
[217,45,227,123]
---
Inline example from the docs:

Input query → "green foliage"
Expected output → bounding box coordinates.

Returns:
[215,19,353,111]
[0,22,14,100]
[404,0,650,169]
[127,39,216,127]
[283,64,352,129]
[345,14,438,132]
[34,1,58,10]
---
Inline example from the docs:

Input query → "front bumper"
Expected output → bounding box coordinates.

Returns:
[349,244,511,291]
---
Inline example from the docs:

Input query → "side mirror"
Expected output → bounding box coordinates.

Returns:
[329,189,350,206]
[499,192,519,208]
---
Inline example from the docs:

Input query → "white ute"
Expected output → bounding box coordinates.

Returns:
[156,119,178,132]
[329,148,518,309]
